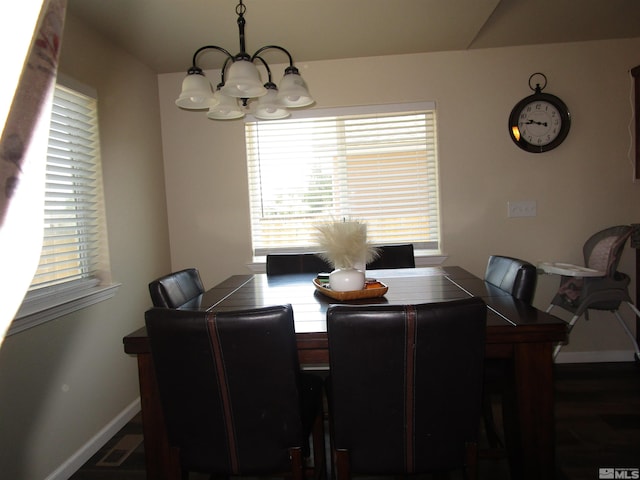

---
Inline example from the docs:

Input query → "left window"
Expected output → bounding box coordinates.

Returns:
[11,78,119,335]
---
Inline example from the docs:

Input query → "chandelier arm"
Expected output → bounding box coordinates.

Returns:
[251,45,294,68]
[191,45,235,71]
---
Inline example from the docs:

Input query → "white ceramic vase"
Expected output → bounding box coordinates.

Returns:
[329,268,365,292]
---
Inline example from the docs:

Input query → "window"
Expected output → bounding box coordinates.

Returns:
[245,102,440,256]
[11,78,118,335]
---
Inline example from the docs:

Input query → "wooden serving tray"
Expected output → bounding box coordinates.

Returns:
[313,278,388,301]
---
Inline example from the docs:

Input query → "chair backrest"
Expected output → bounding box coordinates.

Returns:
[582,225,632,277]
[145,305,306,475]
[148,268,205,308]
[367,244,415,270]
[327,297,486,475]
[484,255,537,305]
[266,253,332,276]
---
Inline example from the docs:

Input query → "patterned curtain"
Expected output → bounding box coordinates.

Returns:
[0,0,67,344]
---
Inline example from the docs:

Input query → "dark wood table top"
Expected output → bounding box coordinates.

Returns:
[124,267,567,354]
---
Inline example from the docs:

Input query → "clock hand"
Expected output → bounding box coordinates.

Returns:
[524,119,548,126]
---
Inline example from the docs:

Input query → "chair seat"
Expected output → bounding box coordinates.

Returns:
[550,272,632,314]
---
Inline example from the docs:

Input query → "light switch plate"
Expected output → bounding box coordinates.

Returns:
[507,200,537,217]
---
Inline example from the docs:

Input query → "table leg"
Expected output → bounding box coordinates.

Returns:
[508,342,557,480]
[136,353,181,480]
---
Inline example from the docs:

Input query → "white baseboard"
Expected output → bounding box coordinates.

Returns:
[45,397,141,480]
[555,349,637,364]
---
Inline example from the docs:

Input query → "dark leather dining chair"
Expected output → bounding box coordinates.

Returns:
[145,304,325,480]
[366,244,415,269]
[148,268,205,308]
[266,253,332,276]
[482,255,537,452]
[326,298,487,480]
[485,255,538,304]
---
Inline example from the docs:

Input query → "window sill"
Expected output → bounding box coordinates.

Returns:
[246,252,448,274]
[9,283,121,336]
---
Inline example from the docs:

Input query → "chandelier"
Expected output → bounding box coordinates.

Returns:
[175,0,314,120]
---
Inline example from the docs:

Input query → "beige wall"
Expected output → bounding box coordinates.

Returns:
[158,38,640,359]
[0,12,171,480]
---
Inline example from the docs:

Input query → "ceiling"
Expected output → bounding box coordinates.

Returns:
[67,0,640,74]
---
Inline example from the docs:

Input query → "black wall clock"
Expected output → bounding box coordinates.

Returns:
[508,73,571,153]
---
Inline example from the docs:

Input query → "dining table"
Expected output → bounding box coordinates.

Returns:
[123,266,568,480]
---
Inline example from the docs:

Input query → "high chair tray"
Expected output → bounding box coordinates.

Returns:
[537,262,605,277]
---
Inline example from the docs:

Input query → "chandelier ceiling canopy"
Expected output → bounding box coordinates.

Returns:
[175,0,314,121]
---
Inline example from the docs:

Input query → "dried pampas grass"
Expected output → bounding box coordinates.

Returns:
[315,220,379,269]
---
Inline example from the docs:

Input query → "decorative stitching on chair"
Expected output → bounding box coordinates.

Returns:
[206,313,239,474]
[404,305,417,474]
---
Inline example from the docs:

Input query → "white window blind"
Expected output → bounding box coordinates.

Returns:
[245,104,440,256]
[11,79,117,336]
[29,82,108,292]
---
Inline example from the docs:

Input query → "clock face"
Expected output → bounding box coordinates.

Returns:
[508,92,571,153]
[517,101,561,146]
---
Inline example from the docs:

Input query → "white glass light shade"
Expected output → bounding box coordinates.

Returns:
[207,90,244,120]
[221,59,267,98]
[175,73,216,109]
[277,72,314,107]
[251,88,290,120]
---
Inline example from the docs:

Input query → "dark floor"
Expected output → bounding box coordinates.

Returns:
[70,362,640,480]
